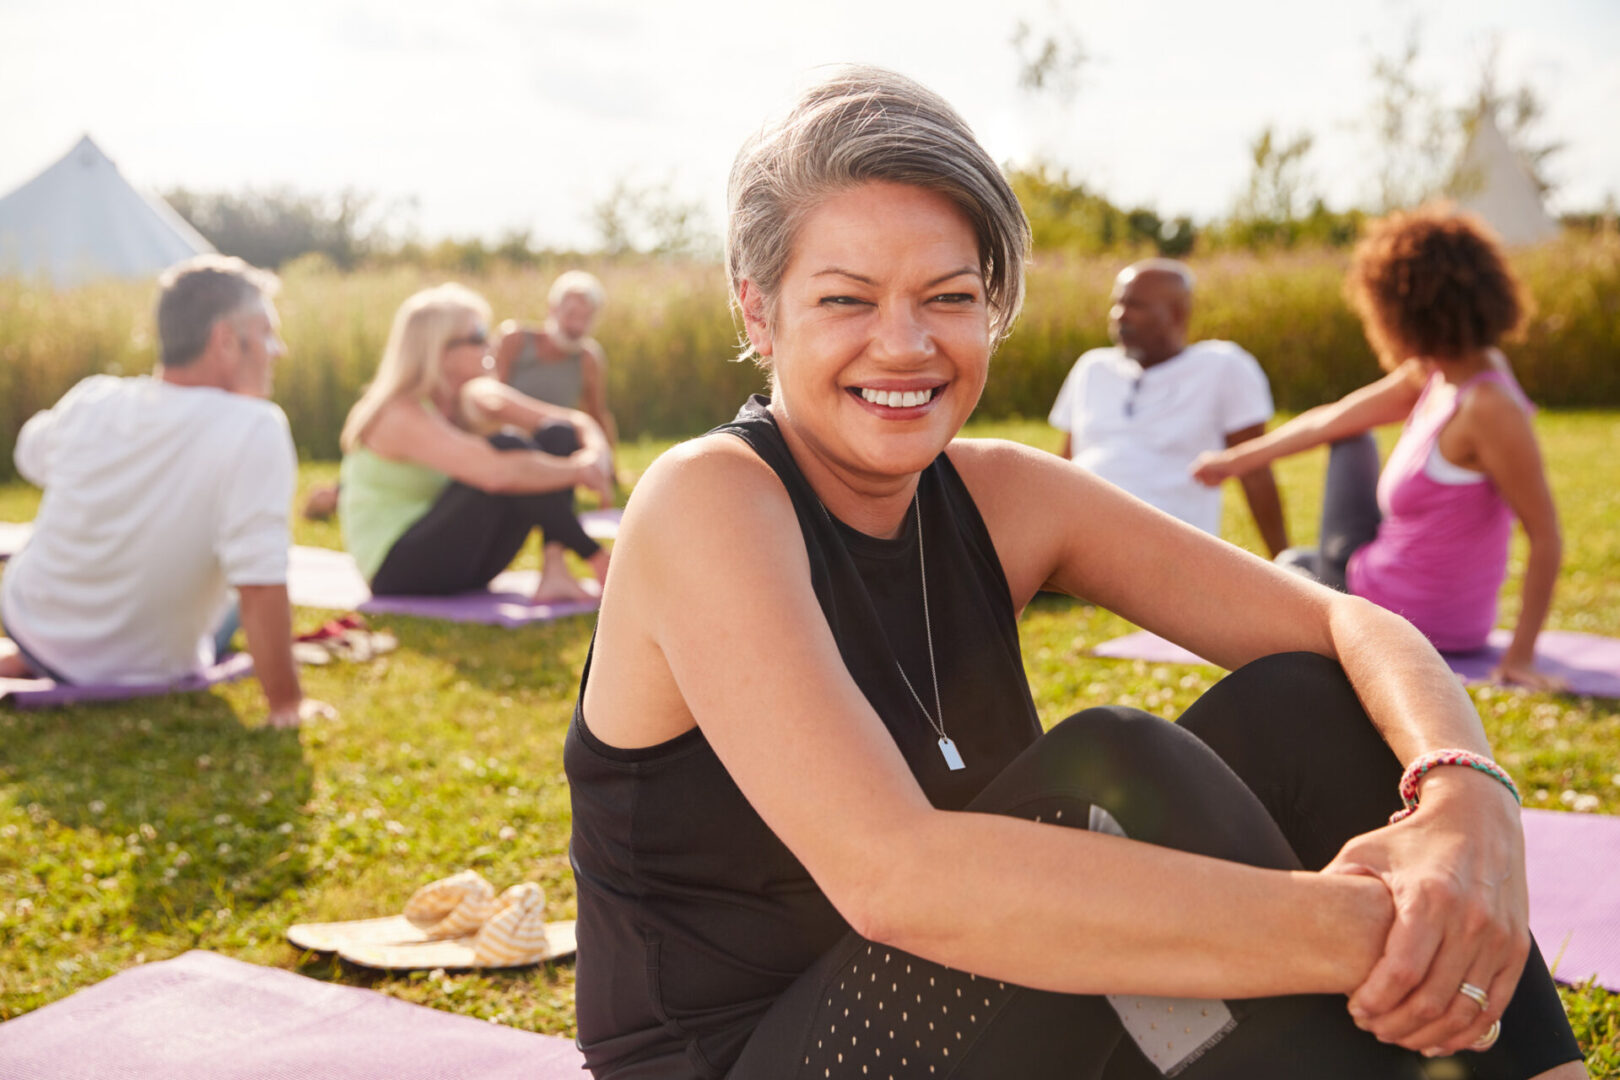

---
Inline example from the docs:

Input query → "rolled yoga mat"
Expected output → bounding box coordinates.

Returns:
[0,950,586,1079]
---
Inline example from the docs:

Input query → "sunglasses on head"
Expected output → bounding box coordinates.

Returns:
[446,330,489,350]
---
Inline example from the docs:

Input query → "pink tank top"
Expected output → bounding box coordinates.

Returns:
[1346,369,1531,652]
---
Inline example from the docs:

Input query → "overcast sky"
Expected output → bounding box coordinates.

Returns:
[2,0,1615,251]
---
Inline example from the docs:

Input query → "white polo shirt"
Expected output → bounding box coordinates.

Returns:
[2,375,296,684]
[1048,340,1273,536]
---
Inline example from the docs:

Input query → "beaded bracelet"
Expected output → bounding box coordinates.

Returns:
[1388,749,1522,824]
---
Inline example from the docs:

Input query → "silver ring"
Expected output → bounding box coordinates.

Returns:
[1471,1018,1502,1050]
[1457,981,1490,1011]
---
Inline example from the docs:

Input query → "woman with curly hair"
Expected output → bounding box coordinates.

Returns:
[1194,208,1562,689]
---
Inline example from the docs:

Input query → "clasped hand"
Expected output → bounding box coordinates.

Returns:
[1323,769,1527,1057]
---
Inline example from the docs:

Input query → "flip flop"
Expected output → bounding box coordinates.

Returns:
[286,869,497,953]
[338,883,576,971]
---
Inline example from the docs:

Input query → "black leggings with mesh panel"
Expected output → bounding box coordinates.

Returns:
[728,654,1581,1080]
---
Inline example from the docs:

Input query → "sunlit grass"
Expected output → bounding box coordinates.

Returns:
[1,412,1617,1073]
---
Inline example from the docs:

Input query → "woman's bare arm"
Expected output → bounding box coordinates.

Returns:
[1454,383,1564,689]
[585,436,1396,1004]
[363,397,590,496]
[458,377,613,502]
[953,437,1523,1055]
[1191,361,1426,485]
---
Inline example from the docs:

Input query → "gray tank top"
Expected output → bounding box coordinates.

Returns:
[507,332,584,408]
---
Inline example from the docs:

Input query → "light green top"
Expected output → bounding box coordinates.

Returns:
[339,445,451,581]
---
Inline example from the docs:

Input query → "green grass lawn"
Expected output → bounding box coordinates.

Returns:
[2,413,1618,1073]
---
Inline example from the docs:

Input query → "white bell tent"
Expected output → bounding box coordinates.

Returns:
[0,135,214,286]
[1450,114,1560,247]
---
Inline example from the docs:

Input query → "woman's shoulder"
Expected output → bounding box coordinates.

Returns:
[633,432,787,518]
[945,435,1070,486]
[945,436,1096,529]
[361,395,455,459]
[1455,372,1534,428]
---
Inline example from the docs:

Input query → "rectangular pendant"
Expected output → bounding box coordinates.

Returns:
[938,736,965,771]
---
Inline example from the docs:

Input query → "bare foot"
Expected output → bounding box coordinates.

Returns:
[588,548,611,589]
[0,639,35,678]
[532,573,595,605]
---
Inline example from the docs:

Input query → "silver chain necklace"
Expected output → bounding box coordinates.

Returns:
[822,492,964,772]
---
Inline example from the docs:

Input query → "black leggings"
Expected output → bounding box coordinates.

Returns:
[729,654,1580,1079]
[369,424,600,597]
[1275,433,1382,590]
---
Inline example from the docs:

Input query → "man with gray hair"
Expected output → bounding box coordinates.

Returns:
[0,255,326,727]
[1048,258,1288,556]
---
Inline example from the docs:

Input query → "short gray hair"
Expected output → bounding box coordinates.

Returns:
[726,65,1030,359]
[155,255,279,368]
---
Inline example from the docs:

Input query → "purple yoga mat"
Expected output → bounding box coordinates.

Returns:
[285,508,621,625]
[1524,808,1620,991]
[288,549,601,627]
[0,653,255,709]
[1094,628,1620,698]
[0,810,1613,1078]
[0,950,585,1079]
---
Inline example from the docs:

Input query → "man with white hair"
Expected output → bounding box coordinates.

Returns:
[1049,258,1288,556]
[0,255,327,727]
[496,269,619,453]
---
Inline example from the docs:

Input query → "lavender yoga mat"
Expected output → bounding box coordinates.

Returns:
[1523,808,1620,991]
[287,546,600,627]
[286,507,621,625]
[1094,628,1620,698]
[0,653,254,709]
[0,949,585,1079]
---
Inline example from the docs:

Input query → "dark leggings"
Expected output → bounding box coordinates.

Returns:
[729,654,1580,1079]
[369,424,600,597]
[1275,433,1382,590]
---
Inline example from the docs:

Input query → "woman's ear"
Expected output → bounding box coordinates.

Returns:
[738,279,774,358]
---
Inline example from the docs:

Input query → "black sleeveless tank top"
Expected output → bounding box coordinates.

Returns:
[565,397,1042,1077]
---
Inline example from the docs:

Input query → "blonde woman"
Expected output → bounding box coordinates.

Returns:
[338,284,612,603]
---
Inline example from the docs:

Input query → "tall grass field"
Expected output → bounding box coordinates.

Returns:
[2,245,1618,1073]
[1,232,1618,474]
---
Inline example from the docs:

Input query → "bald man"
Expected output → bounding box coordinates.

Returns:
[1049,260,1288,556]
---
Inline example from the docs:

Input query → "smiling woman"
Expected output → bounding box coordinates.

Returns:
[563,66,1586,1080]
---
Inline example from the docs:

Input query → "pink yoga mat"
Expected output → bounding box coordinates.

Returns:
[0,950,585,1079]
[0,653,254,709]
[1094,629,1620,698]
